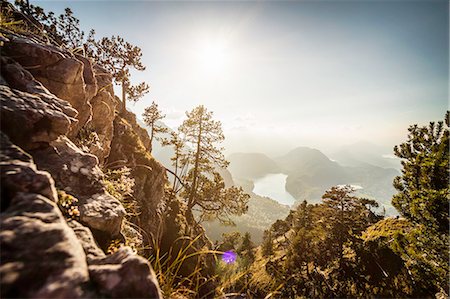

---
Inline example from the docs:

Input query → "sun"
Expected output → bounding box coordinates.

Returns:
[197,39,229,73]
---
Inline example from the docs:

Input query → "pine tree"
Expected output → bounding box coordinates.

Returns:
[392,112,449,233]
[261,230,274,257]
[55,8,84,49]
[271,219,290,241]
[391,111,449,294]
[85,33,149,111]
[218,231,242,252]
[238,232,255,266]
[178,105,249,224]
[14,2,84,49]
[142,101,168,151]
[321,185,380,265]
[162,131,186,193]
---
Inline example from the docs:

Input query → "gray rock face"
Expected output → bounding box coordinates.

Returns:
[0,133,89,298]
[67,220,106,262]
[1,193,90,298]
[1,44,125,239]
[3,36,95,134]
[0,56,79,133]
[0,85,77,150]
[93,65,114,95]
[0,132,57,208]
[108,115,167,246]
[31,136,103,195]
[78,192,126,237]
[89,90,117,164]
[1,25,164,298]
[31,136,125,237]
[89,247,162,299]
[85,65,118,164]
[1,133,162,298]
[75,54,97,102]
[0,42,114,158]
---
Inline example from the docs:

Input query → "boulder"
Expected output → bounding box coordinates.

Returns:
[0,132,162,298]
[93,65,114,95]
[75,54,97,102]
[78,192,126,237]
[71,64,118,165]
[88,65,118,164]
[0,57,78,124]
[89,247,162,299]
[0,133,89,298]
[31,136,103,196]
[30,136,125,237]
[67,220,106,262]
[89,89,117,164]
[0,85,77,150]
[0,193,90,298]
[2,36,95,134]
[0,132,57,210]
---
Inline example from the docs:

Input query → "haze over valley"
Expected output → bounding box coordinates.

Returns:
[149,132,401,242]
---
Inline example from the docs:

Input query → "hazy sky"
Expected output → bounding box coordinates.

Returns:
[35,0,448,155]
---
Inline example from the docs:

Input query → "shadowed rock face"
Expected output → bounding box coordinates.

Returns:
[89,247,162,298]
[0,133,90,298]
[1,25,163,297]
[0,133,162,298]
[108,114,167,245]
[88,65,118,164]
[30,135,126,239]
[0,85,77,150]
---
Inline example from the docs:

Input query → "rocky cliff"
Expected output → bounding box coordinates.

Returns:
[0,28,167,298]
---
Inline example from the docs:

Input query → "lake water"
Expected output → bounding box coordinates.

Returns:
[253,173,296,206]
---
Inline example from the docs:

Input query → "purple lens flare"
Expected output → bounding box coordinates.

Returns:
[222,250,237,264]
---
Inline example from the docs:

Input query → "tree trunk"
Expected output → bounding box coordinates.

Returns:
[172,154,179,191]
[121,79,126,113]
[188,112,203,209]
[149,121,154,150]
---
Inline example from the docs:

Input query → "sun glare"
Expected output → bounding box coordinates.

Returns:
[197,39,229,73]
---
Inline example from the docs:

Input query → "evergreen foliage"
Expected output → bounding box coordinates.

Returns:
[175,105,250,224]
[13,1,84,48]
[238,232,255,267]
[261,230,274,257]
[390,111,449,295]
[142,101,168,151]
[237,113,449,298]
[85,31,149,110]
[217,231,242,252]
[392,112,449,233]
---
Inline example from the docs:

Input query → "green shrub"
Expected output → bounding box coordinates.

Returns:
[57,190,80,219]
[74,126,100,154]
[102,166,138,216]
[0,9,25,34]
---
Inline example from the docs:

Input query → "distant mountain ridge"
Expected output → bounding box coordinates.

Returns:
[330,141,401,170]
[139,119,400,219]
[227,152,282,179]
[227,146,399,215]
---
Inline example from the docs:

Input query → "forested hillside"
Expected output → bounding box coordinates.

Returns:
[214,113,449,298]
